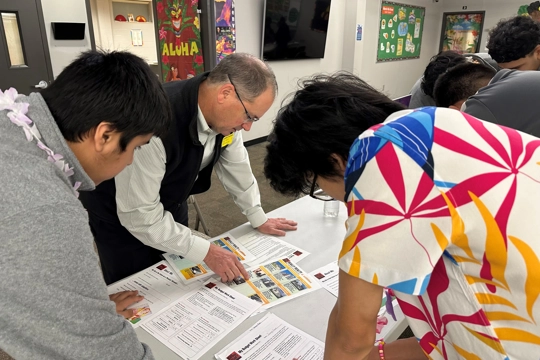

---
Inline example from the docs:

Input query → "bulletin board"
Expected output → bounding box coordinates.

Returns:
[377,2,425,62]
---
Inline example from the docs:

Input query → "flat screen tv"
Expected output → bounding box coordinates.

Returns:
[261,0,332,61]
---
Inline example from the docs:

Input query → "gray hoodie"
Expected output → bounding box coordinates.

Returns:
[463,69,540,138]
[0,93,153,359]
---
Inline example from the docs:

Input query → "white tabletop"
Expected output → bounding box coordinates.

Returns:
[135,195,407,359]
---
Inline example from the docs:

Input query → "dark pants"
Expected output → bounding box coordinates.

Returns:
[91,202,189,285]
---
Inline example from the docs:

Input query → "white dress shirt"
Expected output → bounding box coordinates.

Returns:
[115,107,267,263]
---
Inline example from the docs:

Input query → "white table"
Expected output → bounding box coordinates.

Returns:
[135,196,408,359]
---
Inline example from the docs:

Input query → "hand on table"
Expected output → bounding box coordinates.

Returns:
[204,243,250,282]
[109,290,144,318]
[257,218,297,236]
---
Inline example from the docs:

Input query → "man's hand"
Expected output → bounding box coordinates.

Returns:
[203,244,250,282]
[109,290,144,318]
[258,218,297,236]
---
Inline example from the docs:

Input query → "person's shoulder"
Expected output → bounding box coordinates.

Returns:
[0,142,81,222]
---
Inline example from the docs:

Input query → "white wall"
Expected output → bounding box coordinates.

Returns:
[353,0,443,99]
[236,0,348,142]
[441,0,525,52]
[92,0,158,64]
[40,0,92,77]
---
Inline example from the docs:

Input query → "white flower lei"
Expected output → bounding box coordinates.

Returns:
[0,88,82,196]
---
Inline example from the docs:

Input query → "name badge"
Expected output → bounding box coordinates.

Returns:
[221,133,234,147]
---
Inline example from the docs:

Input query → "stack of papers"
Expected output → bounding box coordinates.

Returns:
[142,280,262,360]
[215,313,324,360]
[107,260,199,328]
[235,232,310,267]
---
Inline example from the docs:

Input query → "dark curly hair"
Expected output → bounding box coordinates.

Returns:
[421,51,467,98]
[528,1,540,15]
[264,72,405,197]
[487,16,540,63]
[433,62,496,108]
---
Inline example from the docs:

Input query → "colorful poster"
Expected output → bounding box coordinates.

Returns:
[156,0,204,82]
[377,2,425,62]
[215,0,236,64]
[440,12,485,54]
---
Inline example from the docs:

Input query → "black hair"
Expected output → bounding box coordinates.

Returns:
[487,16,540,63]
[264,72,405,197]
[528,1,540,15]
[433,62,496,107]
[421,51,467,98]
[41,50,171,151]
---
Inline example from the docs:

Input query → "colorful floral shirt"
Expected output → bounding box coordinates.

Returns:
[339,107,540,359]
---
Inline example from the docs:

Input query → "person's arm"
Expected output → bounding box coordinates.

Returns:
[215,131,297,235]
[116,137,247,281]
[325,270,383,359]
[325,271,426,360]
[116,136,210,263]
[0,203,153,359]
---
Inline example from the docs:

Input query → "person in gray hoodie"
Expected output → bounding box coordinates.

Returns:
[0,50,171,359]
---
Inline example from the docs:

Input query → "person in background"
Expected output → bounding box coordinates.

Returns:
[265,72,540,359]
[528,1,540,21]
[409,51,466,108]
[432,62,496,109]
[461,68,540,137]
[0,50,171,359]
[487,16,540,70]
[80,53,297,286]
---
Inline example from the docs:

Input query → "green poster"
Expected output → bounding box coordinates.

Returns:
[377,2,425,62]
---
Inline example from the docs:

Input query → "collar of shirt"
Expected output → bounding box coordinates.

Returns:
[197,104,217,146]
[197,104,219,170]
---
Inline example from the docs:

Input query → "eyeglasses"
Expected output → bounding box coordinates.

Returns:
[227,74,260,123]
[309,174,334,201]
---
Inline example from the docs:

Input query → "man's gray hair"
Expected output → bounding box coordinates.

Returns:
[207,53,277,102]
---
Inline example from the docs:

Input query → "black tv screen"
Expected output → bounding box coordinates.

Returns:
[52,22,85,40]
[262,0,332,61]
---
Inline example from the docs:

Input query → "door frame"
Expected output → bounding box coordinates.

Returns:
[84,0,96,51]
[31,0,54,82]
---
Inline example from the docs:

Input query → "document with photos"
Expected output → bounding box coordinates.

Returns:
[142,280,262,360]
[309,261,339,298]
[107,260,199,328]
[224,258,320,310]
[236,231,310,267]
[163,233,255,285]
[215,313,324,360]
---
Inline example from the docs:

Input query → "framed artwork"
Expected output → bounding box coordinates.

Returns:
[439,12,485,54]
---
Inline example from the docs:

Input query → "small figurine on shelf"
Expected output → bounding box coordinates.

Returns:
[127,13,135,22]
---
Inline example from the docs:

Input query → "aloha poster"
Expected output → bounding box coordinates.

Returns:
[156,0,204,82]
[215,0,236,64]
[440,12,485,54]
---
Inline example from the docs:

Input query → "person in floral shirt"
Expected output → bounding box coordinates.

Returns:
[265,72,540,359]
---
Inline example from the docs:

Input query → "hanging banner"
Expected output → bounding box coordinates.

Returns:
[215,0,236,64]
[156,0,204,82]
